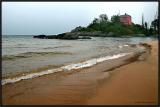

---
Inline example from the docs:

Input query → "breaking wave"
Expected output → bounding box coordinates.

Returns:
[2,52,132,85]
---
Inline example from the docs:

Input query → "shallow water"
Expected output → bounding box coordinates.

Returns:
[2,51,146,104]
[2,35,156,78]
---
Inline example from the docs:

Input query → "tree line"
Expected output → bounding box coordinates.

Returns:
[72,14,158,36]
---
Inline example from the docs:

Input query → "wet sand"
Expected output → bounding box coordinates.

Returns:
[2,40,158,105]
[87,40,158,105]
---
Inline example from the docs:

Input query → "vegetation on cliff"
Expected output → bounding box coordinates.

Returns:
[34,13,158,39]
[71,14,158,37]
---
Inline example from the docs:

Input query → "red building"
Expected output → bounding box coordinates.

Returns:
[120,13,132,25]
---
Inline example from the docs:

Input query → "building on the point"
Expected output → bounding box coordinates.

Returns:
[120,13,132,25]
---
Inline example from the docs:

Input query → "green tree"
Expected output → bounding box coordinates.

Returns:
[111,15,120,23]
[99,14,108,22]
[148,28,154,35]
[92,18,99,24]
[151,19,158,31]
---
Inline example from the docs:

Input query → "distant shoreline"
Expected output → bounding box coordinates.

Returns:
[32,32,158,40]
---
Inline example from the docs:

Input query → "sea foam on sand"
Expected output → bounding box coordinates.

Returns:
[2,52,132,85]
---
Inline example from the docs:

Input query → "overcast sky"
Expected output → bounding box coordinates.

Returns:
[2,2,158,35]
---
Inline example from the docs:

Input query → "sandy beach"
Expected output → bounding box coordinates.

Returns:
[2,40,158,105]
[87,40,158,105]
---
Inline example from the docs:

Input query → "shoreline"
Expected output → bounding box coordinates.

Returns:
[2,40,157,105]
[2,36,156,80]
[2,52,132,85]
[87,40,158,105]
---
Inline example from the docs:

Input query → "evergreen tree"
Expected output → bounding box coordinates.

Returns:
[99,14,108,22]
[151,19,158,31]
[111,15,120,23]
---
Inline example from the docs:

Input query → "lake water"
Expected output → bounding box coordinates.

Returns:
[2,35,156,79]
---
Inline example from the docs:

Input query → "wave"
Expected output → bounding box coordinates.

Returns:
[118,44,129,48]
[43,46,71,49]
[2,51,73,61]
[2,52,132,85]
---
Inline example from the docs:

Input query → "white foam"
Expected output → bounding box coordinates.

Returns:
[61,58,97,71]
[97,53,129,62]
[118,44,129,48]
[2,52,132,85]
[2,68,63,85]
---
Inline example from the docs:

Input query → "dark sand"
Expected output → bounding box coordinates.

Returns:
[2,41,158,105]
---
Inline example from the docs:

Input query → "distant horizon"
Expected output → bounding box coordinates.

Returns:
[2,2,158,35]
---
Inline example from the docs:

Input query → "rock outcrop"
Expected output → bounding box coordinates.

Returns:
[56,32,79,40]
[33,35,47,39]
[33,33,79,40]
[33,31,147,40]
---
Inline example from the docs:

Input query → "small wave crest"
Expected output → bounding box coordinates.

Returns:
[118,44,129,48]
[2,52,73,61]
[43,46,71,49]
